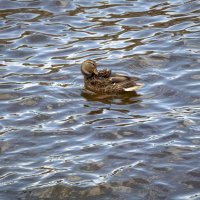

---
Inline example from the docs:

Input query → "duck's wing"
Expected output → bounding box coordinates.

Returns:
[123,83,144,91]
[109,73,139,83]
[109,73,143,91]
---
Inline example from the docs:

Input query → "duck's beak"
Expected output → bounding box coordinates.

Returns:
[93,68,98,75]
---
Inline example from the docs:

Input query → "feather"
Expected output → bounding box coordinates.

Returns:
[123,83,144,91]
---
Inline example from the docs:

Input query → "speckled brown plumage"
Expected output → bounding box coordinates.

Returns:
[84,70,138,94]
[81,60,143,94]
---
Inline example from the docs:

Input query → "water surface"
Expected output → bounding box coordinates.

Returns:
[0,0,200,199]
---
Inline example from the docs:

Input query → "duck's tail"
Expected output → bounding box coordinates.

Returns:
[123,83,144,91]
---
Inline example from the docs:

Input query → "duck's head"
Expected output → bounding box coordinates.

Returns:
[81,60,98,78]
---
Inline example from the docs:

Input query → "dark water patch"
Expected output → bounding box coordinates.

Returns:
[1,0,200,199]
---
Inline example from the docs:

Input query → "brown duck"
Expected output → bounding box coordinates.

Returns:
[81,60,143,94]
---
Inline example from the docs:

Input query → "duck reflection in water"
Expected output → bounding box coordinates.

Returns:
[81,89,141,105]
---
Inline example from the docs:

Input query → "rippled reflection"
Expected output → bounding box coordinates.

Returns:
[81,89,141,105]
[0,0,200,199]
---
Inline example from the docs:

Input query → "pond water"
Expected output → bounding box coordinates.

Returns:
[0,0,200,199]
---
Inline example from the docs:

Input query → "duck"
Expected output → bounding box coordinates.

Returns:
[81,60,143,94]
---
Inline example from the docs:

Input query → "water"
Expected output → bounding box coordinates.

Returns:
[0,0,200,199]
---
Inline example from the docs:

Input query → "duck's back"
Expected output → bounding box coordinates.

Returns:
[84,70,138,94]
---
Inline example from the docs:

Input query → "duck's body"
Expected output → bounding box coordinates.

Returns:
[81,60,143,94]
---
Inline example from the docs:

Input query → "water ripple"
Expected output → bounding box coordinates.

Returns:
[0,0,200,199]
